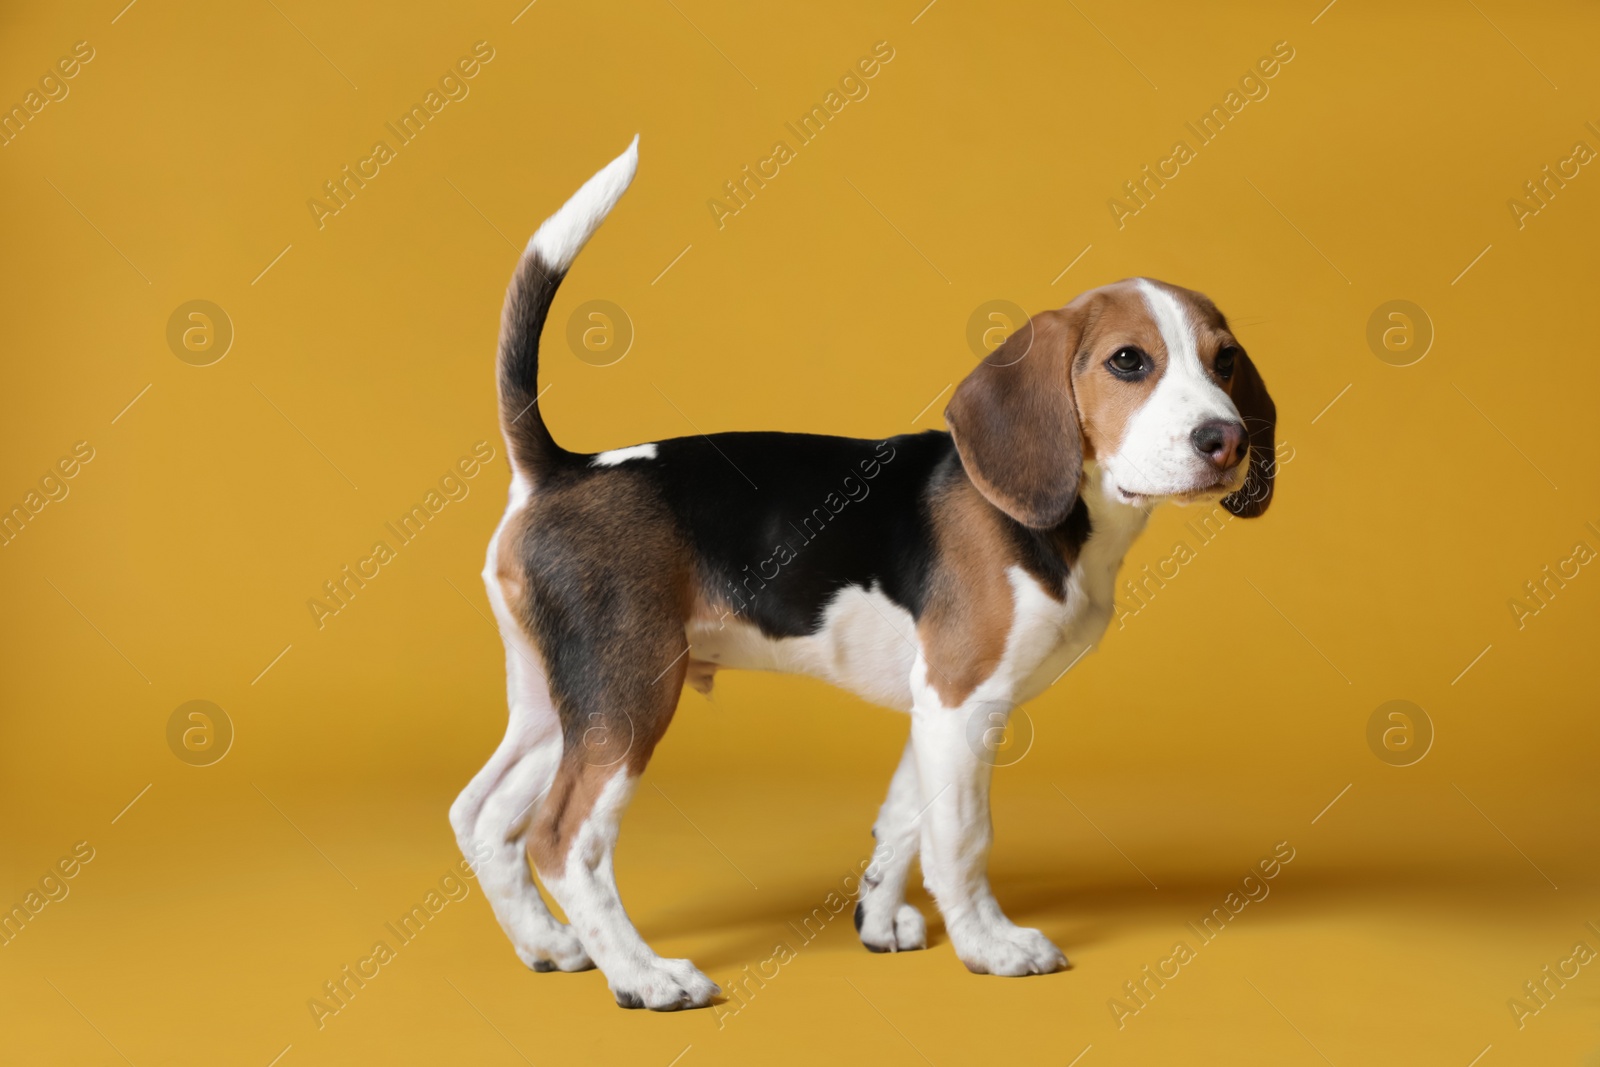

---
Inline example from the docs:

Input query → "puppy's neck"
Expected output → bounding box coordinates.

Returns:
[1080,460,1156,543]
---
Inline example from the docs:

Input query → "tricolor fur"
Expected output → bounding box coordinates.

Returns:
[450,138,1278,1009]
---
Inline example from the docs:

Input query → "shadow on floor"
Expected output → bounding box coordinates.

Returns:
[639,853,1552,973]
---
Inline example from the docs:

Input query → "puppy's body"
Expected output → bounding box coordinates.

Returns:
[451,139,1277,1009]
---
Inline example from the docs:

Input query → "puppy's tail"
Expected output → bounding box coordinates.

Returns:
[497,135,639,480]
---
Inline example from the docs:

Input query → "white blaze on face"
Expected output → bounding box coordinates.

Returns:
[1097,279,1245,503]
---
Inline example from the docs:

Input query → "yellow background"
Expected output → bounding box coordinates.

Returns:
[2,1,1597,1063]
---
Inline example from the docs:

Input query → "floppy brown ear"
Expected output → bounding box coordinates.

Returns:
[1221,348,1276,518]
[945,309,1082,528]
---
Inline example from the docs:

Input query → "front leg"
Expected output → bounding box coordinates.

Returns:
[856,736,929,953]
[910,686,1069,976]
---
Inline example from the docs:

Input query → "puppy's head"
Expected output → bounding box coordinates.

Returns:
[945,278,1276,527]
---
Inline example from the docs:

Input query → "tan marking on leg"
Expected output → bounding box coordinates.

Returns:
[625,651,687,776]
[527,643,687,877]
[916,480,1019,708]
[529,759,616,879]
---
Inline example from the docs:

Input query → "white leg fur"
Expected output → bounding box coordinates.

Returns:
[538,772,721,1010]
[904,568,1079,977]
[856,737,928,952]
[449,650,593,972]
[450,472,591,971]
[909,690,1068,976]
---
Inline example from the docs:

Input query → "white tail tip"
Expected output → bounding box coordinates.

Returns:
[526,135,639,271]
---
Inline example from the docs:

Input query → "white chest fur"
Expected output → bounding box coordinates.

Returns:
[1014,475,1150,703]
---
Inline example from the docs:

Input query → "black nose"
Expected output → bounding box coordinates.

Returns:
[1191,420,1247,470]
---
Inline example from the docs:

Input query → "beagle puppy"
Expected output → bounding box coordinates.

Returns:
[449,138,1276,1010]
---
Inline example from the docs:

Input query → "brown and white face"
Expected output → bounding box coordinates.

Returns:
[1073,278,1259,506]
[946,277,1276,527]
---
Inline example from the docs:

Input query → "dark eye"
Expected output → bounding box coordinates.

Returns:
[1215,346,1238,379]
[1107,346,1147,378]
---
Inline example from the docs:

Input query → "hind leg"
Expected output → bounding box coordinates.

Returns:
[451,641,591,971]
[533,754,719,1008]
[528,642,720,1011]
[505,463,720,1007]
[855,736,928,952]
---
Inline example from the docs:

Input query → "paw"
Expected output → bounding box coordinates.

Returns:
[856,900,928,953]
[610,957,721,1011]
[956,923,1069,977]
[514,926,594,973]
